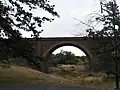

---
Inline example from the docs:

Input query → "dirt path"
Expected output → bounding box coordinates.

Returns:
[0,83,97,90]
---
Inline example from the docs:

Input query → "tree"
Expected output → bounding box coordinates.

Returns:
[54,50,80,65]
[73,0,120,88]
[86,0,120,89]
[0,0,59,38]
[0,0,59,71]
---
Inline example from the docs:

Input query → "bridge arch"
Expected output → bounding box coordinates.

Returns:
[43,41,93,67]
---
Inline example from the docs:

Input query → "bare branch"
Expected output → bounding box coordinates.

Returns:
[72,17,96,31]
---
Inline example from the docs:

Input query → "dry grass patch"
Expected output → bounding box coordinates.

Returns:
[0,66,70,84]
[72,76,106,85]
[0,65,116,90]
[52,65,107,85]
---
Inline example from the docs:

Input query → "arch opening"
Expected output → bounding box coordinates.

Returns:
[43,41,93,73]
[51,46,89,67]
[44,41,92,63]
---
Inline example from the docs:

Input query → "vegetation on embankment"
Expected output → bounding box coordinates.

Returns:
[0,64,108,85]
[0,65,70,84]
[0,64,118,90]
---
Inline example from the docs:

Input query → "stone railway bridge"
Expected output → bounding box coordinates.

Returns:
[28,37,101,69]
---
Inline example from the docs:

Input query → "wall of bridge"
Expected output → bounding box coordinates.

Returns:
[29,37,101,69]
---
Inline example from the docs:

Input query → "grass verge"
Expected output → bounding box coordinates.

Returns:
[0,66,70,84]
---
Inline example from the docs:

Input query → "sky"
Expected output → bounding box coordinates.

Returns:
[41,0,120,56]
[23,0,102,56]
[53,46,86,56]
[21,0,102,37]
[23,0,101,56]
[2,0,120,56]
[39,0,120,37]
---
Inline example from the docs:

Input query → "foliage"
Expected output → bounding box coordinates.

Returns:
[53,50,85,65]
[86,0,120,72]
[0,0,59,70]
[0,0,59,38]
[0,39,43,70]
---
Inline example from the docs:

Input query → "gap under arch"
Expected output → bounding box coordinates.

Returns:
[43,41,93,68]
[53,46,86,56]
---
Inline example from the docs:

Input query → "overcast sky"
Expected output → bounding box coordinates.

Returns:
[3,0,120,56]
[46,0,120,55]
[38,0,120,37]
[53,46,86,56]
[22,0,101,37]
[41,0,98,55]
[20,0,120,56]
[41,0,96,37]
[2,0,120,37]
[19,0,120,38]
